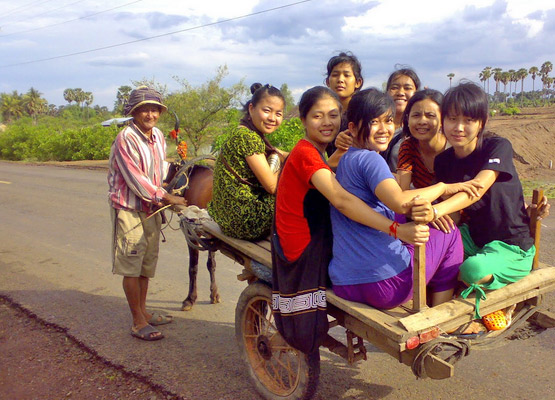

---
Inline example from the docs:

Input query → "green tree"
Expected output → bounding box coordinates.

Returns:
[130,79,168,97]
[529,66,539,93]
[479,66,492,94]
[540,61,553,104]
[447,73,455,88]
[22,87,47,124]
[507,69,516,97]
[279,83,296,117]
[73,88,86,109]
[492,67,503,93]
[84,92,93,119]
[165,65,248,156]
[516,68,528,107]
[114,85,132,114]
[63,88,75,105]
[0,91,24,123]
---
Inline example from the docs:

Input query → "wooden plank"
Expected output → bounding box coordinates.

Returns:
[423,354,454,380]
[201,220,272,266]
[326,290,408,342]
[413,244,427,312]
[327,305,406,358]
[530,189,544,270]
[399,266,555,332]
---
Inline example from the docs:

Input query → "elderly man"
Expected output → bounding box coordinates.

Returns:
[108,86,187,341]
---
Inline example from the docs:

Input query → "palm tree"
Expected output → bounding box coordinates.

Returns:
[492,68,503,93]
[540,61,553,104]
[508,69,516,97]
[23,87,47,124]
[0,92,24,123]
[500,72,510,102]
[63,88,76,105]
[529,66,539,104]
[73,88,86,109]
[115,85,132,114]
[517,68,528,107]
[84,92,94,119]
[480,66,492,94]
[447,73,455,88]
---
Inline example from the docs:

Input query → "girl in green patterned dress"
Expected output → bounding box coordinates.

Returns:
[209,83,287,240]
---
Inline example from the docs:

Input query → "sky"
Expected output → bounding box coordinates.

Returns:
[0,0,554,110]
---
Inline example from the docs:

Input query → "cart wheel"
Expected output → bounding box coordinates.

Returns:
[235,282,320,400]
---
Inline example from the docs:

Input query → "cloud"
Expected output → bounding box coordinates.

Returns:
[0,0,553,107]
[220,0,377,42]
[87,52,151,67]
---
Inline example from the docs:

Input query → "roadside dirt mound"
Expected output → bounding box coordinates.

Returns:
[487,106,555,182]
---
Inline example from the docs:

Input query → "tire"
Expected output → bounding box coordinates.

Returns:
[235,282,320,400]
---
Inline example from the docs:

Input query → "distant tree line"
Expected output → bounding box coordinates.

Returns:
[447,61,554,107]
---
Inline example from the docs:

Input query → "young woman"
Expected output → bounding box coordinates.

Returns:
[209,83,286,240]
[272,86,435,352]
[396,89,457,234]
[328,88,481,310]
[397,89,446,189]
[382,67,421,172]
[432,82,549,321]
[323,52,363,168]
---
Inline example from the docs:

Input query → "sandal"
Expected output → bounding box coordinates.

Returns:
[447,320,487,338]
[148,311,173,326]
[131,324,164,341]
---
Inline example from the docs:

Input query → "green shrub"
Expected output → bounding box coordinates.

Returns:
[212,117,304,153]
[0,123,119,161]
[498,104,521,116]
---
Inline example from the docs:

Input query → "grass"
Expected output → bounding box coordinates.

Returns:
[521,180,555,198]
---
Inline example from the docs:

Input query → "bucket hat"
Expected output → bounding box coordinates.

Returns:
[124,86,168,116]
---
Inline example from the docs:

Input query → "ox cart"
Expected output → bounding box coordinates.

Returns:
[173,189,555,400]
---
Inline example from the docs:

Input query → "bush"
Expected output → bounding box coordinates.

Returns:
[0,123,119,161]
[212,117,304,153]
[498,104,521,116]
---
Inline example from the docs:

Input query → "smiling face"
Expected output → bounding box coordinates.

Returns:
[326,62,362,102]
[132,104,161,136]
[351,110,395,153]
[248,95,284,135]
[442,111,483,157]
[408,98,442,142]
[387,74,417,117]
[301,96,341,153]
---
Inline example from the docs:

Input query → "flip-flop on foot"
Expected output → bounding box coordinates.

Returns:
[131,324,164,341]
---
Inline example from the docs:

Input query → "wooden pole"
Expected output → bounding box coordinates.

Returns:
[530,188,544,270]
[412,243,427,311]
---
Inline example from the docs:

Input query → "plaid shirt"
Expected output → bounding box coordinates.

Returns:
[108,121,168,214]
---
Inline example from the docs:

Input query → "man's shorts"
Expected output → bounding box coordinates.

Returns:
[111,207,162,278]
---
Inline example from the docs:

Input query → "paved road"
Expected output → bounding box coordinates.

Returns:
[1,161,554,400]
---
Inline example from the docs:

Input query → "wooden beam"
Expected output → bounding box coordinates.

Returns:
[399,266,555,332]
[413,243,427,312]
[530,188,544,270]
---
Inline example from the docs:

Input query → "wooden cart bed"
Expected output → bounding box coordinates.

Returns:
[199,218,555,343]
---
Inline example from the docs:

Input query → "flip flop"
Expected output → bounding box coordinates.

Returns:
[447,320,487,339]
[148,311,173,326]
[131,324,164,341]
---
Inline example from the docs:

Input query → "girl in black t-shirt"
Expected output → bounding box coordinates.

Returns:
[432,82,549,328]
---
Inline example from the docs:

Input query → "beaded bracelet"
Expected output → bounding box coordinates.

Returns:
[388,221,399,239]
